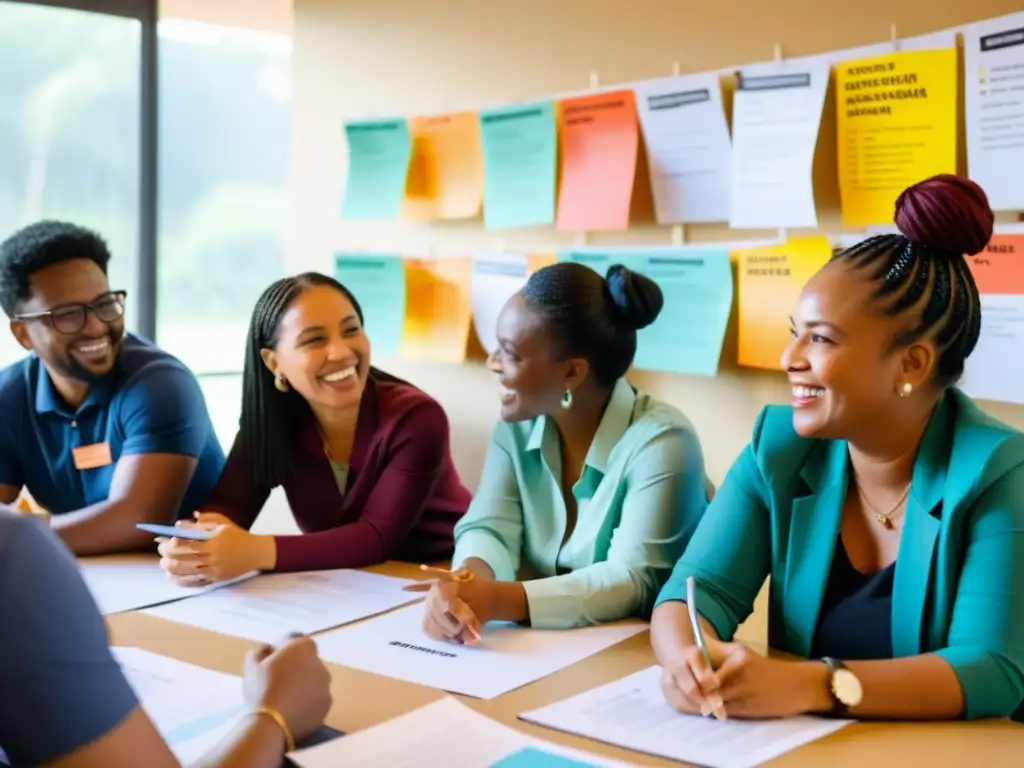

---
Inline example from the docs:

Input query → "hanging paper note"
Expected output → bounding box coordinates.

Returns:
[963,13,1024,211]
[401,256,473,363]
[334,254,406,359]
[633,73,733,224]
[340,118,412,220]
[737,237,832,370]
[959,232,1024,404]
[729,60,830,229]
[836,48,958,226]
[559,249,733,377]
[404,112,484,220]
[470,254,561,354]
[555,90,639,232]
[478,102,557,229]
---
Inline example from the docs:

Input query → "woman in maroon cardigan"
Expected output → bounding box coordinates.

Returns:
[157,272,471,584]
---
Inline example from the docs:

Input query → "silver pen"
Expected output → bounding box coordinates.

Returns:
[686,575,725,719]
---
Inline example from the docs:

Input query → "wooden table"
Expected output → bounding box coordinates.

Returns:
[103,560,1024,767]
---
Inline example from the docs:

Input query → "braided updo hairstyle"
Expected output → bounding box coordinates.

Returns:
[521,261,664,388]
[832,174,994,388]
[241,272,406,487]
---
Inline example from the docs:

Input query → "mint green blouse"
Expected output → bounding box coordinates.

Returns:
[452,378,708,630]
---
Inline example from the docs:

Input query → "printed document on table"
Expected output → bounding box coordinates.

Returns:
[520,665,850,768]
[142,569,419,643]
[78,557,250,615]
[633,72,733,223]
[112,647,243,765]
[314,603,645,699]
[729,59,829,229]
[289,697,630,768]
[963,12,1024,210]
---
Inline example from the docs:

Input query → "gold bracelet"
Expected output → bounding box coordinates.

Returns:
[251,706,296,753]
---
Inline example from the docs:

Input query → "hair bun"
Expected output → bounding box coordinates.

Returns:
[604,264,663,330]
[894,174,994,256]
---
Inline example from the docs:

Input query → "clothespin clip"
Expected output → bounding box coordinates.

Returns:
[773,43,784,62]
[574,231,589,248]
[890,23,899,51]
[672,61,681,77]
[494,237,507,255]
[671,225,685,246]
[777,228,789,243]
[589,71,600,89]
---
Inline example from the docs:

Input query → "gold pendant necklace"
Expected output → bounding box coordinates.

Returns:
[858,484,910,529]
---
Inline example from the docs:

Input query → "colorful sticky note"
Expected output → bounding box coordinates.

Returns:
[341,119,412,220]
[490,747,604,768]
[333,254,406,359]
[959,233,1024,404]
[555,90,639,232]
[737,236,832,370]
[559,249,734,376]
[836,48,958,226]
[479,102,557,229]
[401,256,473,363]
[404,112,484,220]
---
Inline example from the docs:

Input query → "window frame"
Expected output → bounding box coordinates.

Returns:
[5,0,158,341]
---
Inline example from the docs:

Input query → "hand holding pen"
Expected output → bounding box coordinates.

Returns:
[404,565,485,645]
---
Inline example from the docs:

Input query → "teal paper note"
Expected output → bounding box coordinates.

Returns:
[559,249,734,376]
[333,253,406,359]
[490,747,603,768]
[478,102,557,229]
[341,119,412,220]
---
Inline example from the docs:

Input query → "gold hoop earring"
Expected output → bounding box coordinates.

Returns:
[899,382,912,399]
[560,389,573,409]
[274,372,289,393]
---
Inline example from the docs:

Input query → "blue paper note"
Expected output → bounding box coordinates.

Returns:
[559,249,734,376]
[491,747,604,768]
[341,119,412,220]
[478,102,557,229]
[333,254,406,358]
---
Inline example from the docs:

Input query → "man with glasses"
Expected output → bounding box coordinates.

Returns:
[0,221,225,555]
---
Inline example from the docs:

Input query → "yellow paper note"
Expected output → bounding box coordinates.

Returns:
[836,48,958,227]
[404,113,484,221]
[737,237,832,370]
[401,257,473,362]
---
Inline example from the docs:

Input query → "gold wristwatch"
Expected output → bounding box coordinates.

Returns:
[822,657,863,716]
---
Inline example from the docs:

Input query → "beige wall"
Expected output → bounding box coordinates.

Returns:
[288,0,1024,495]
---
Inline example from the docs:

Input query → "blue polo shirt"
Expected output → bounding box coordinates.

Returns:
[0,334,225,519]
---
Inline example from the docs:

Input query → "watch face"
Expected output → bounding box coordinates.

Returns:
[833,668,864,706]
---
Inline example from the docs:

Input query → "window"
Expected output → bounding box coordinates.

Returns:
[155,18,290,373]
[0,0,141,367]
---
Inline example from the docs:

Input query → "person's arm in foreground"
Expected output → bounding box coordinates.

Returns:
[0,510,331,768]
[0,422,24,505]
[518,427,708,630]
[50,366,217,555]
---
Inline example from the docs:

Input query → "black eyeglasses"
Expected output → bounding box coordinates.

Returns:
[14,290,127,335]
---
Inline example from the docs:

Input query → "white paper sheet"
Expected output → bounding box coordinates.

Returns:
[963,12,1024,210]
[729,59,830,229]
[141,569,419,643]
[289,697,630,768]
[634,73,733,224]
[314,603,646,699]
[471,254,529,354]
[78,557,248,615]
[520,665,851,768]
[112,647,243,764]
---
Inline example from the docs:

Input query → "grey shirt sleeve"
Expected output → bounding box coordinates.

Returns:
[0,511,139,766]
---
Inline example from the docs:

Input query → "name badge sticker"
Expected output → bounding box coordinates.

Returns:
[72,442,113,470]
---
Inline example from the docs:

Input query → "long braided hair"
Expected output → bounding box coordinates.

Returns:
[240,272,408,488]
[831,174,993,388]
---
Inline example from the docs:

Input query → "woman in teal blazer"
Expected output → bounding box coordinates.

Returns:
[651,174,1024,722]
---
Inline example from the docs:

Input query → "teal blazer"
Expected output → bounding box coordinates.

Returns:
[656,389,1024,720]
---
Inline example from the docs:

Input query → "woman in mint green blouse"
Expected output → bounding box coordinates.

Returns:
[413,262,710,641]
[652,175,1024,722]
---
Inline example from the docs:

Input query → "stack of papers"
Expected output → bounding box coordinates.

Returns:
[314,603,646,699]
[289,698,629,767]
[520,665,851,768]
[112,647,243,763]
[142,569,419,642]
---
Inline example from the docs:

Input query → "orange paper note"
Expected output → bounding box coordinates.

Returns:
[555,90,639,232]
[404,112,484,221]
[737,236,833,370]
[965,235,1024,296]
[401,257,473,362]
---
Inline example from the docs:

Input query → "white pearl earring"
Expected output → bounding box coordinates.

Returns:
[899,382,913,398]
